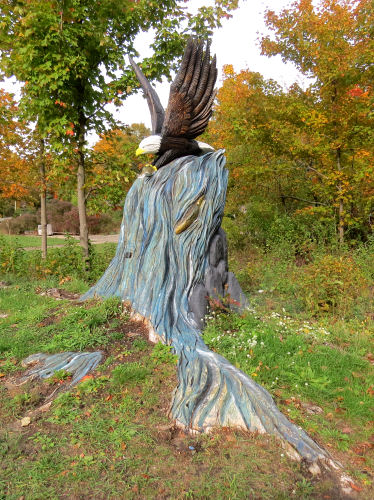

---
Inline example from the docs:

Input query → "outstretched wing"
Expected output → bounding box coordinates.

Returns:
[128,56,165,135]
[162,38,217,140]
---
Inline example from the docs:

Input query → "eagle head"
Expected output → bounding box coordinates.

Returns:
[136,135,162,156]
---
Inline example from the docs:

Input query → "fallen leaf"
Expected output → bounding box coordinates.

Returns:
[349,482,363,492]
[335,407,345,414]
[341,426,352,434]
[0,373,5,378]
[20,416,31,427]
[80,375,94,382]
[365,352,374,363]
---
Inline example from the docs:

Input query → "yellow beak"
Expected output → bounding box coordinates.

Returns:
[135,147,145,156]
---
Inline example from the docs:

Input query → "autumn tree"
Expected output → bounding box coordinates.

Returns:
[0,89,37,214]
[206,65,331,247]
[0,0,239,263]
[260,0,374,243]
[85,124,149,214]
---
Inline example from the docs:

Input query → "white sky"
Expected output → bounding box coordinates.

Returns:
[1,0,308,143]
[111,0,306,133]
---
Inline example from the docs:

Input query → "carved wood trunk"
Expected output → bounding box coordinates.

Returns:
[82,151,335,468]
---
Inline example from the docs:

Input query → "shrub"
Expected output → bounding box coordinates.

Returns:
[36,199,121,235]
[297,254,369,316]
[0,213,38,235]
[0,236,27,274]
[37,200,76,233]
[0,235,116,283]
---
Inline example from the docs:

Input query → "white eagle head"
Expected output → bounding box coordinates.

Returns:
[136,135,162,156]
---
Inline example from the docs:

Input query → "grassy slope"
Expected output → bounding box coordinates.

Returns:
[0,272,373,498]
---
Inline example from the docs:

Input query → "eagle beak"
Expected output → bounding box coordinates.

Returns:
[135,147,145,156]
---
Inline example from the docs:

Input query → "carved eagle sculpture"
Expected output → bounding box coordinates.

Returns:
[130,38,217,169]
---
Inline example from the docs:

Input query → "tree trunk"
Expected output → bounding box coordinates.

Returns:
[337,148,344,245]
[82,151,337,470]
[76,115,90,264]
[39,138,47,259]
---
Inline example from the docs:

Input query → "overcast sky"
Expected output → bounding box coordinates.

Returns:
[111,0,306,133]
[0,0,308,143]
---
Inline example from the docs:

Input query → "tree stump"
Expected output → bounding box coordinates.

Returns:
[82,150,337,470]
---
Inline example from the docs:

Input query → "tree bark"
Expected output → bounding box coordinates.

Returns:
[76,113,90,264]
[336,148,344,245]
[82,151,337,470]
[39,138,47,259]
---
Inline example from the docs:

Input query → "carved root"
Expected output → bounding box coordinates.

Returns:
[171,345,339,471]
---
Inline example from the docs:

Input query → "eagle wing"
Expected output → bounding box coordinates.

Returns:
[128,56,165,135]
[161,39,217,141]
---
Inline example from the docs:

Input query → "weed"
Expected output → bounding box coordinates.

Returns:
[150,342,178,365]
[30,432,57,451]
[295,477,314,497]
[111,362,150,385]
[298,254,369,316]
[132,338,148,351]
[46,369,72,384]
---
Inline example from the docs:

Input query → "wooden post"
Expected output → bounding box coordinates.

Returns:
[39,138,47,259]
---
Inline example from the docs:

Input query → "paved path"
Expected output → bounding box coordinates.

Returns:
[24,234,119,250]
[52,234,119,244]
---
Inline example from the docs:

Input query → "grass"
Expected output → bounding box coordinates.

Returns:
[0,234,65,247]
[203,310,373,420]
[203,310,373,460]
[0,235,374,497]
[0,278,336,500]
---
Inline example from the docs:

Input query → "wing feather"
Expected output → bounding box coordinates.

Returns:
[129,56,165,135]
[171,37,194,92]
[162,39,217,141]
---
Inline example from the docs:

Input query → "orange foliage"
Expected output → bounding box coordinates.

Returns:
[0,89,37,202]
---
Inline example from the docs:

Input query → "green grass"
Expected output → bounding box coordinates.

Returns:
[203,308,374,480]
[1,269,374,497]
[203,310,373,420]
[1,279,337,500]
[0,234,65,247]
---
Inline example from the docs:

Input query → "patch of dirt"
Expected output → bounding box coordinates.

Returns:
[37,306,65,327]
[35,287,81,301]
[0,310,156,433]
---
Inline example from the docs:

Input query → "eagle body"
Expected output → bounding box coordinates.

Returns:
[130,39,217,169]
[137,134,214,168]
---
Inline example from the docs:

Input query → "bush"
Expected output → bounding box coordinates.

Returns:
[36,199,122,235]
[0,213,38,235]
[0,236,27,274]
[297,254,369,316]
[0,235,117,283]
[37,200,75,233]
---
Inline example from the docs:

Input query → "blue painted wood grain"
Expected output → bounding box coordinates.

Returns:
[82,151,332,465]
